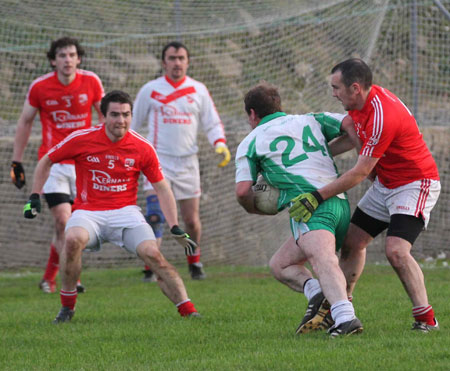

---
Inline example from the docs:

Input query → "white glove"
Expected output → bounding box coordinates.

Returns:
[170,225,198,256]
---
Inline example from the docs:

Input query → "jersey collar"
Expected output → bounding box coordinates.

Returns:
[165,75,187,89]
[257,112,286,127]
[360,85,377,113]
[53,69,80,87]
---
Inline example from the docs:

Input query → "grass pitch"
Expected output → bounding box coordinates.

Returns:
[1,265,449,370]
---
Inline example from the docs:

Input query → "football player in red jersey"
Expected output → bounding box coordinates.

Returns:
[24,90,200,323]
[11,37,104,294]
[290,58,440,332]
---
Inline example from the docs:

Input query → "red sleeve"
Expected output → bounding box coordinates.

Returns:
[47,132,80,163]
[27,83,40,108]
[92,75,104,102]
[360,111,396,158]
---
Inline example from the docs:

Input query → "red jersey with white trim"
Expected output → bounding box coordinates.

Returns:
[27,69,104,162]
[47,124,164,211]
[349,85,439,188]
[131,75,226,156]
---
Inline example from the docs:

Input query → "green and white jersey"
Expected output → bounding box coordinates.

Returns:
[235,112,346,210]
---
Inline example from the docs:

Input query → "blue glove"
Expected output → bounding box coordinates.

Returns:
[24,193,41,219]
[289,191,323,223]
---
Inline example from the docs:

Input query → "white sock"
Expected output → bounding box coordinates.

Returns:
[303,278,321,301]
[331,300,356,327]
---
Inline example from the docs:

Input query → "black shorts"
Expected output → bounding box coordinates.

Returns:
[351,207,424,245]
[44,193,73,209]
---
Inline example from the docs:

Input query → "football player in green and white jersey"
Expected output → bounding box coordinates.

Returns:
[235,82,363,338]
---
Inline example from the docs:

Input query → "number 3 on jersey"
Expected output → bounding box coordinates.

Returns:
[269,125,327,168]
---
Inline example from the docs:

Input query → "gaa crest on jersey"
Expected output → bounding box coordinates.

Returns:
[87,155,100,163]
[46,100,58,106]
[79,94,88,105]
[124,158,135,169]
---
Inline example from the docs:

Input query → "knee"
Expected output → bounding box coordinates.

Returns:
[54,216,69,236]
[140,243,166,267]
[269,256,282,280]
[385,245,409,268]
[183,217,201,232]
[182,214,200,231]
[64,233,85,257]
[340,236,367,260]
[308,250,338,271]
[146,195,165,238]
[142,244,161,261]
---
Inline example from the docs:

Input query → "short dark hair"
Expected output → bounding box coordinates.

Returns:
[161,41,190,61]
[244,82,282,118]
[100,90,133,116]
[331,58,372,90]
[46,37,85,62]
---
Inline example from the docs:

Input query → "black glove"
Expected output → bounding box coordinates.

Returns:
[24,193,41,219]
[11,161,26,189]
[170,225,198,256]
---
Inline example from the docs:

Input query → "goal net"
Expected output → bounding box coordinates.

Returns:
[1,0,449,269]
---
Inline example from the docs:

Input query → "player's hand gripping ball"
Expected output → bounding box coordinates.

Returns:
[252,175,280,215]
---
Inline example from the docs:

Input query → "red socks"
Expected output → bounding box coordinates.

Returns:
[187,249,201,265]
[413,305,436,326]
[60,290,77,310]
[176,299,198,316]
[43,244,59,282]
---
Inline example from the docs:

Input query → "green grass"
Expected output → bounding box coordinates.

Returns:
[1,265,449,370]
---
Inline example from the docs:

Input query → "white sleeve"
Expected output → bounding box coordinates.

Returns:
[235,140,254,183]
[199,84,226,147]
[131,84,151,132]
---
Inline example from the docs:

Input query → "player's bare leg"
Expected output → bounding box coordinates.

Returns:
[40,202,72,293]
[60,227,88,292]
[386,236,437,331]
[269,236,313,292]
[53,226,88,324]
[339,223,372,296]
[179,197,205,279]
[137,241,188,304]
[300,230,347,304]
[296,230,362,335]
[51,203,72,253]
[385,236,428,306]
[179,197,201,244]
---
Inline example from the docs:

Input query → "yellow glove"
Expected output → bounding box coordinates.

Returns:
[289,191,324,223]
[215,142,231,168]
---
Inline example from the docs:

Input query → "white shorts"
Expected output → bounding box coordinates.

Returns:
[42,163,76,198]
[143,153,201,200]
[358,178,441,228]
[65,205,155,255]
